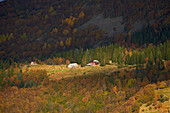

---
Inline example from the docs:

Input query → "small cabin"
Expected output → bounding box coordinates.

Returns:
[31,62,37,65]
[68,63,79,68]
[87,60,100,66]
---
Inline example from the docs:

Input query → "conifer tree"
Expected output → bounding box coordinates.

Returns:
[73,49,79,62]
[133,52,137,64]
[136,53,140,65]
[149,51,154,64]
[100,52,106,66]
[156,47,162,61]
[160,43,166,60]
[112,49,116,63]
[24,81,28,88]
[93,47,100,60]
[30,80,34,88]
[141,51,145,64]
[130,52,135,65]
[166,44,170,60]
[112,48,118,63]
[125,54,130,65]
[117,53,123,65]
[81,49,90,67]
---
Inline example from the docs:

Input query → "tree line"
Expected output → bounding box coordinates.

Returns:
[50,41,170,67]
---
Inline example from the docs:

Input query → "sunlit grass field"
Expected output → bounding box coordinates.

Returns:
[22,64,135,81]
[139,87,170,113]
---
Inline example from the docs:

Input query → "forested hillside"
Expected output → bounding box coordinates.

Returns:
[0,1,170,112]
[0,0,169,62]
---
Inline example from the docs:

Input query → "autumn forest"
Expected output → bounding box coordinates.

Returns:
[0,0,170,113]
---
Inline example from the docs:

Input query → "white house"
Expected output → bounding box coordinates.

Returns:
[31,62,37,65]
[68,63,79,68]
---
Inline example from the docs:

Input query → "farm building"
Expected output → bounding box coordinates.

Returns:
[31,62,37,65]
[87,60,100,66]
[68,63,79,68]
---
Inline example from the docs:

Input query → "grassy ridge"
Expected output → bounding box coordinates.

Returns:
[0,62,169,112]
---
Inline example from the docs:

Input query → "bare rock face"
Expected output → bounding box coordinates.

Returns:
[78,13,125,37]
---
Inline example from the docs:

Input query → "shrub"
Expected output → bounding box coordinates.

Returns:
[24,81,29,88]
[158,94,169,102]
[157,81,167,89]
[138,84,156,103]
[131,103,140,113]
[42,78,50,86]
[30,80,34,88]
[127,78,137,88]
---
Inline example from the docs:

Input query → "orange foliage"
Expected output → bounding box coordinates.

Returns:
[78,11,85,19]
[145,57,149,61]
[14,79,21,86]
[82,97,89,103]
[11,86,18,90]
[59,40,64,46]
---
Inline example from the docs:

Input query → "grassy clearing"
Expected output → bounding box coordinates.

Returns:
[155,87,170,98]
[139,87,170,113]
[22,64,134,80]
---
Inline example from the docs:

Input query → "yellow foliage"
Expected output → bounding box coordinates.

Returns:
[43,42,47,50]
[47,43,51,48]
[72,17,76,22]
[63,93,66,96]
[78,11,85,19]
[63,16,76,26]
[129,51,132,57]
[62,29,69,35]
[113,86,118,94]
[53,28,58,33]
[59,40,64,46]
[11,86,18,90]
[73,28,77,34]
[65,37,72,47]
[63,108,71,113]
[82,97,89,103]
[158,81,167,89]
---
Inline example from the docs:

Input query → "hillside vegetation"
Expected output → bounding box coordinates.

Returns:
[0,42,170,112]
[0,0,169,112]
[0,61,169,112]
[0,0,169,61]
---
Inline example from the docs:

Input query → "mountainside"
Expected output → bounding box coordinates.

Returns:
[0,0,169,61]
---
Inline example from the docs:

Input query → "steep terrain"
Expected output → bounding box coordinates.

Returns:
[0,0,169,61]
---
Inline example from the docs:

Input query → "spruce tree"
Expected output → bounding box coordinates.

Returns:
[24,81,29,88]
[130,52,135,65]
[149,51,154,64]
[100,52,106,66]
[156,47,162,61]
[112,49,116,63]
[73,49,79,62]
[117,53,123,65]
[125,54,130,65]
[93,47,100,60]
[166,41,170,60]
[81,49,90,67]
[141,51,145,64]
[167,44,170,60]
[81,53,87,67]
[112,48,118,63]
[30,80,34,88]
[133,52,137,64]
[136,53,140,65]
